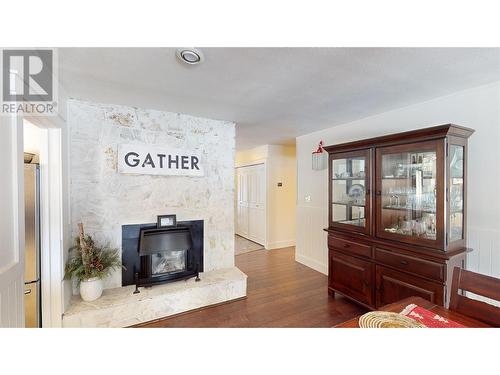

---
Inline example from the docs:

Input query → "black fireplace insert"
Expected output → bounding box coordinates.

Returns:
[121,220,203,292]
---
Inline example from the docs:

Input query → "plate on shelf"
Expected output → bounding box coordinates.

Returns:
[358,311,426,328]
[348,184,365,201]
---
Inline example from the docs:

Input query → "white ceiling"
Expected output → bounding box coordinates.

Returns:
[59,48,500,150]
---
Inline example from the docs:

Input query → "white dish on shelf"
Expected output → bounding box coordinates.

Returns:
[348,184,365,200]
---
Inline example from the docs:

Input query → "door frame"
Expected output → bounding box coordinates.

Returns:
[235,159,268,248]
[25,116,67,327]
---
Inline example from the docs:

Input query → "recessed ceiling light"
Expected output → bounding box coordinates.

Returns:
[176,48,204,65]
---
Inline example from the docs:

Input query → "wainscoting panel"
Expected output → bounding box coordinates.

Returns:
[465,226,500,306]
[0,277,22,327]
[467,226,500,278]
[295,205,328,275]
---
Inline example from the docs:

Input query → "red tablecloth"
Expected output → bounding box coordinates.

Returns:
[400,304,465,328]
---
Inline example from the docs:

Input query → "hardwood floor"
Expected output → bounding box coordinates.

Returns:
[138,247,367,327]
[234,234,264,255]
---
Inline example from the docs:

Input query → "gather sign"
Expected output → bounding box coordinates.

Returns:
[117,144,204,177]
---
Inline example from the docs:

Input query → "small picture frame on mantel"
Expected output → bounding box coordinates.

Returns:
[157,214,177,228]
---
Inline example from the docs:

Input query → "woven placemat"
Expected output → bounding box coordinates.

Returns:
[359,311,426,328]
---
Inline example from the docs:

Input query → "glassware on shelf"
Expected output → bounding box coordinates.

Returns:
[389,194,400,208]
[384,214,436,239]
[416,220,427,236]
[380,149,437,240]
[394,163,406,178]
[401,218,412,235]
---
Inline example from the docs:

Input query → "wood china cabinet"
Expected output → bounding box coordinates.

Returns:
[324,124,474,308]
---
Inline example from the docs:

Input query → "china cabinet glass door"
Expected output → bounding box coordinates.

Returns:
[375,140,445,249]
[330,149,371,234]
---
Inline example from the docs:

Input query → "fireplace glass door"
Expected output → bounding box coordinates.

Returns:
[151,250,187,276]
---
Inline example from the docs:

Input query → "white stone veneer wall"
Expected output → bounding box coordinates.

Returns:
[68,100,236,290]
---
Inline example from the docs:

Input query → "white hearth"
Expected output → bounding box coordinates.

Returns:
[63,267,247,328]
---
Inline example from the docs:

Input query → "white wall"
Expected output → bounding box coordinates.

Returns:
[68,100,236,290]
[236,144,297,249]
[296,82,500,278]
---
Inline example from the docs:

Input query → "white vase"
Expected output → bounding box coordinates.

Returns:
[80,277,103,302]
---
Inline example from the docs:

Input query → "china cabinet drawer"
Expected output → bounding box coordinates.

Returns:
[329,251,374,307]
[328,236,372,259]
[375,247,444,282]
[375,265,445,307]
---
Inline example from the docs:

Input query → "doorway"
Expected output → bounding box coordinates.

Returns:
[23,119,65,327]
[235,163,267,251]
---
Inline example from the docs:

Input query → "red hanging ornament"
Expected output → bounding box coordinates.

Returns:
[313,140,324,154]
[312,140,327,170]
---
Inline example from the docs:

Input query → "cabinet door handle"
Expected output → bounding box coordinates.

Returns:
[24,289,32,295]
[376,191,382,196]
[400,260,409,266]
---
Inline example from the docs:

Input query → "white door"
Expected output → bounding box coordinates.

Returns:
[247,164,266,245]
[236,169,249,236]
[235,163,266,246]
[0,114,25,327]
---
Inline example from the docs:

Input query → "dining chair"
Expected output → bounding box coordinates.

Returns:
[449,267,500,327]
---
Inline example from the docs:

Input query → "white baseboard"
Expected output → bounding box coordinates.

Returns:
[235,232,265,247]
[295,253,328,275]
[266,239,296,250]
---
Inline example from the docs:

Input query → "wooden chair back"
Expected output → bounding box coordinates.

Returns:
[449,267,500,327]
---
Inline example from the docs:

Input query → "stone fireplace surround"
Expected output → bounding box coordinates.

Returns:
[64,100,246,327]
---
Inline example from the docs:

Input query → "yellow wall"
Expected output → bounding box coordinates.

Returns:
[235,145,269,166]
[266,145,296,249]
